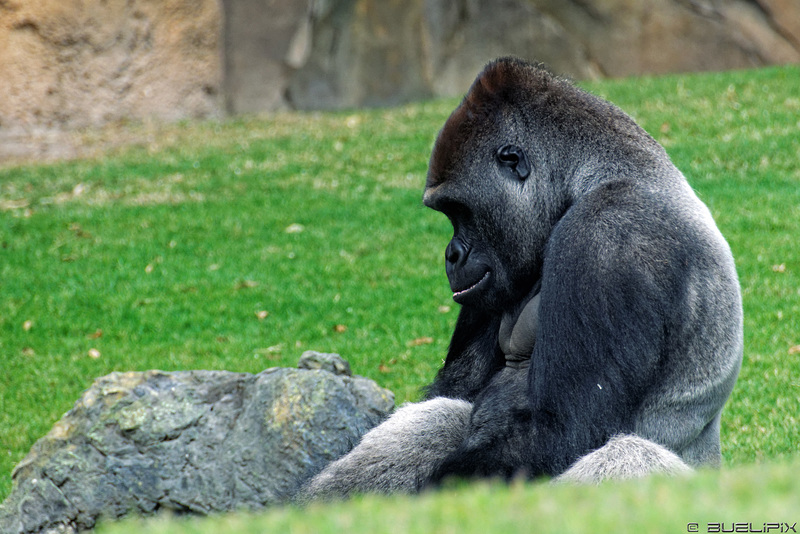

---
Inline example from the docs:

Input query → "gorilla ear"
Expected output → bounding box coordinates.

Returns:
[496,145,531,180]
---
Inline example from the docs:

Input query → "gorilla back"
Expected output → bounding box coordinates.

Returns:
[301,58,742,499]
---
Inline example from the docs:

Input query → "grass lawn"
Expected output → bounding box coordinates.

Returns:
[2,64,799,530]
[98,459,800,534]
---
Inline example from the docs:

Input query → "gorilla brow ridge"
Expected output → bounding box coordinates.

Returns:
[427,57,662,195]
[428,57,548,188]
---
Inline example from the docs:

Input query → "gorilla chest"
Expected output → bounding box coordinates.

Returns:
[498,287,540,370]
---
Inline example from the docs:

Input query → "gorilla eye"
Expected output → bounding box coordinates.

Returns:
[496,145,531,180]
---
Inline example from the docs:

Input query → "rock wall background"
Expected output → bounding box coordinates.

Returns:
[1,0,799,133]
[0,0,221,131]
[275,0,800,113]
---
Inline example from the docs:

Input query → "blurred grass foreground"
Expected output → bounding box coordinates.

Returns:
[1,65,799,530]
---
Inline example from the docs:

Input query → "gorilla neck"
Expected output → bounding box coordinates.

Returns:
[498,281,541,369]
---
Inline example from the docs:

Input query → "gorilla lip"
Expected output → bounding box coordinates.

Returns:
[452,271,490,300]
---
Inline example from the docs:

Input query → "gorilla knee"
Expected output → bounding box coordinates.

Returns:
[554,435,693,485]
[298,397,473,501]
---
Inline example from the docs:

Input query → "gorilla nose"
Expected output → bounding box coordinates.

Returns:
[445,238,467,267]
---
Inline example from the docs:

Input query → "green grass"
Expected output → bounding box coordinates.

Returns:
[2,64,800,530]
[98,459,800,534]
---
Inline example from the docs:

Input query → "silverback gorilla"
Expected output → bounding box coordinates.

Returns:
[301,57,742,498]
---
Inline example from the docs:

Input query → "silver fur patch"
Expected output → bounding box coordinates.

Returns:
[554,434,693,485]
[298,397,473,501]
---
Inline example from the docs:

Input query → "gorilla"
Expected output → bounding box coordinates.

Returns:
[301,57,742,499]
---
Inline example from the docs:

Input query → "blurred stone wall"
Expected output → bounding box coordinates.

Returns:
[1,0,799,132]
[0,0,221,131]
[252,0,800,112]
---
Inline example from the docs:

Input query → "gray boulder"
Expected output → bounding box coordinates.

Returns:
[0,353,394,534]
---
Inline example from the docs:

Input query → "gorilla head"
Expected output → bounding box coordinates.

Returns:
[424,58,666,312]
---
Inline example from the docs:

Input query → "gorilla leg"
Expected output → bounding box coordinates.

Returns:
[554,434,693,485]
[298,397,472,501]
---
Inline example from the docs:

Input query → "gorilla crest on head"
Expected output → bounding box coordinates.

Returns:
[300,57,743,501]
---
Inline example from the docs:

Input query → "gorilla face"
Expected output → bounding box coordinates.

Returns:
[424,110,564,312]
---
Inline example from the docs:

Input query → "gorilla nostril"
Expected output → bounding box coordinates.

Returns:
[445,244,458,264]
[446,239,466,265]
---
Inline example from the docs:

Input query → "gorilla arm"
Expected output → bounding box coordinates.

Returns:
[299,307,503,500]
[297,397,473,500]
[424,305,505,401]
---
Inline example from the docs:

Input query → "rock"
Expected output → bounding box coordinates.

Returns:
[0,357,394,534]
[219,0,308,114]
[297,350,352,376]
[547,0,800,78]
[420,0,601,97]
[236,0,800,112]
[0,0,221,132]
[284,0,433,110]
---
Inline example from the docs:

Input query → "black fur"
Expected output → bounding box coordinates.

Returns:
[424,306,504,401]
[301,58,742,499]
[422,57,742,480]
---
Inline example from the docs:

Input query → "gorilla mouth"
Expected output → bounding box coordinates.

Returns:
[452,271,490,301]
